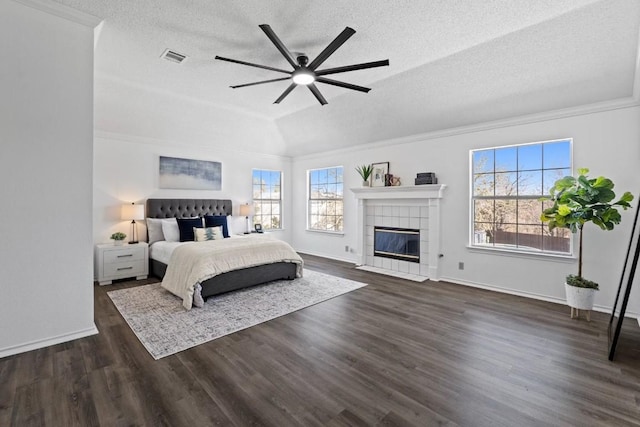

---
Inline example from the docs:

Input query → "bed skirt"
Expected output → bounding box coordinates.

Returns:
[150,259,298,299]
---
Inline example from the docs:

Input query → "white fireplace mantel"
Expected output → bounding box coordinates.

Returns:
[351,184,446,200]
[350,184,447,281]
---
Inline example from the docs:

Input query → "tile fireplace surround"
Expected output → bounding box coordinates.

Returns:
[351,185,446,281]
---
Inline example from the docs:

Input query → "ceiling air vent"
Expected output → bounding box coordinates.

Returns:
[161,49,187,64]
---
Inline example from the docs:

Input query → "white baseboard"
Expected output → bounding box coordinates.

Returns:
[441,276,640,320]
[295,249,356,265]
[0,324,99,358]
[292,252,640,323]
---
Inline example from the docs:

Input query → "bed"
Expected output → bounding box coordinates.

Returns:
[146,198,302,308]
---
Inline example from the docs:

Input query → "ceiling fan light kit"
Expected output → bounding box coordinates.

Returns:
[292,68,315,85]
[215,24,389,105]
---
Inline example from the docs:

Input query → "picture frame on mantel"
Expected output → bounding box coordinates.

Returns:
[371,162,389,187]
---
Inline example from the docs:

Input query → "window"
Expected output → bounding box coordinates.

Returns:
[252,169,282,230]
[308,166,344,232]
[471,138,572,254]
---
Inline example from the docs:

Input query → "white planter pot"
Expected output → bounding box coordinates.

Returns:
[113,240,125,246]
[564,283,596,310]
[362,180,370,187]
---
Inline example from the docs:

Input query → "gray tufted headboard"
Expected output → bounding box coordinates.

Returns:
[146,199,232,219]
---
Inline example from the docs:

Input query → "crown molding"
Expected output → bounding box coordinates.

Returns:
[12,0,102,27]
[293,96,640,161]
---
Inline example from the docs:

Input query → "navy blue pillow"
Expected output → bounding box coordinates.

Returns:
[177,217,203,242]
[204,215,229,238]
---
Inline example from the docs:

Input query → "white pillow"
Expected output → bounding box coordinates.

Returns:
[161,218,180,242]
[194,226,224,242]
[146,218,165,245]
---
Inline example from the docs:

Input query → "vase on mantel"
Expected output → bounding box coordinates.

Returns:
[362,181,370,187]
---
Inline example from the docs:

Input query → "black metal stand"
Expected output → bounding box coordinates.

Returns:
[608,198,640,361]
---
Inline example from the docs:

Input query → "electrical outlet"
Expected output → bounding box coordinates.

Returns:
[458,262,464,270]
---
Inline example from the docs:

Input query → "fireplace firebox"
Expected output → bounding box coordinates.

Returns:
[374,226,420,263]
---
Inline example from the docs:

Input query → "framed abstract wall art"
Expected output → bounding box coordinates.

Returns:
[159,156,222,190]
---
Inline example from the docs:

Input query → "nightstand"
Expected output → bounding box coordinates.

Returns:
[95,242,149,285]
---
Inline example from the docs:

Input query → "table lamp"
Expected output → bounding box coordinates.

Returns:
[239,203,253,234]
[121,202,145,244]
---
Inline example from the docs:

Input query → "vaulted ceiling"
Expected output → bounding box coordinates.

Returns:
[54,0,640,157]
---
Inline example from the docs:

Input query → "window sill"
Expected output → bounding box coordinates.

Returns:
[306,229,345,236]
[466,245,576,262]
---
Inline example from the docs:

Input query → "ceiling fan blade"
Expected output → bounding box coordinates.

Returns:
[274,83,297,104]
[316,77,371,93]
[215,56,291,74]
[307,83,327,105]
[315,59,389,76]
[308,27,356,71]
[230,77,291,89]
[259,24,298,69]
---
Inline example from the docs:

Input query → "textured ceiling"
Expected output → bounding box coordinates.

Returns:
[54,0,640,156]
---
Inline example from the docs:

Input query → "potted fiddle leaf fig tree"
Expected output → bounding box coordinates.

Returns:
[541,168,633,319]
[355,164,373,187]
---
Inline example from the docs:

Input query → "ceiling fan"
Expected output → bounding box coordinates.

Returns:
[215,24,389,106]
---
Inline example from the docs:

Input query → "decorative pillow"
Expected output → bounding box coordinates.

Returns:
[161,218,180,242]
[204,215,230,238]
[193,283,205,308]
[194,226,224,242]
[177,217,204,242]
[145,218,165,245]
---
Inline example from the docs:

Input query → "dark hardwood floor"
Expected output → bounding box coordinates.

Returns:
[3,254,640,426]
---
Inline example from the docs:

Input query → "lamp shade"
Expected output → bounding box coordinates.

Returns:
[239,204,252,217]
[121,203,145,220]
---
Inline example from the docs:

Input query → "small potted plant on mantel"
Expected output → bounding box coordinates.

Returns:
[355,164,373,187]
[541,168,633,320]
[111,232,127,246]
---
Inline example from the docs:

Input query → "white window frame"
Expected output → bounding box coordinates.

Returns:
[252,169,282,230]
[469,138,574,257]
[307,166,344,234]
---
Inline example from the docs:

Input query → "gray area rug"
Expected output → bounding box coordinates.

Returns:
[107,269,367,359]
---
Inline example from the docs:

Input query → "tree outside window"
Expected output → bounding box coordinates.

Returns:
[308,166,343,232]
[471,139,572,254]
[252,169,282,230]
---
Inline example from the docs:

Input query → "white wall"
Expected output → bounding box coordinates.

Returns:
[0,0,100,357]
[93,133,292,249]
[291,105,640,316]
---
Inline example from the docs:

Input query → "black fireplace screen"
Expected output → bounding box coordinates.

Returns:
[374,226,420,263]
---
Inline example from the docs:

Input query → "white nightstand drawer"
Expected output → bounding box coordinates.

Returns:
[103,247,145,264]
[103,260,146,278]
[96,242,149,285]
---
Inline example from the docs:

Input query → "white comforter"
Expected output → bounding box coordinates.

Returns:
[161,236,303,310]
